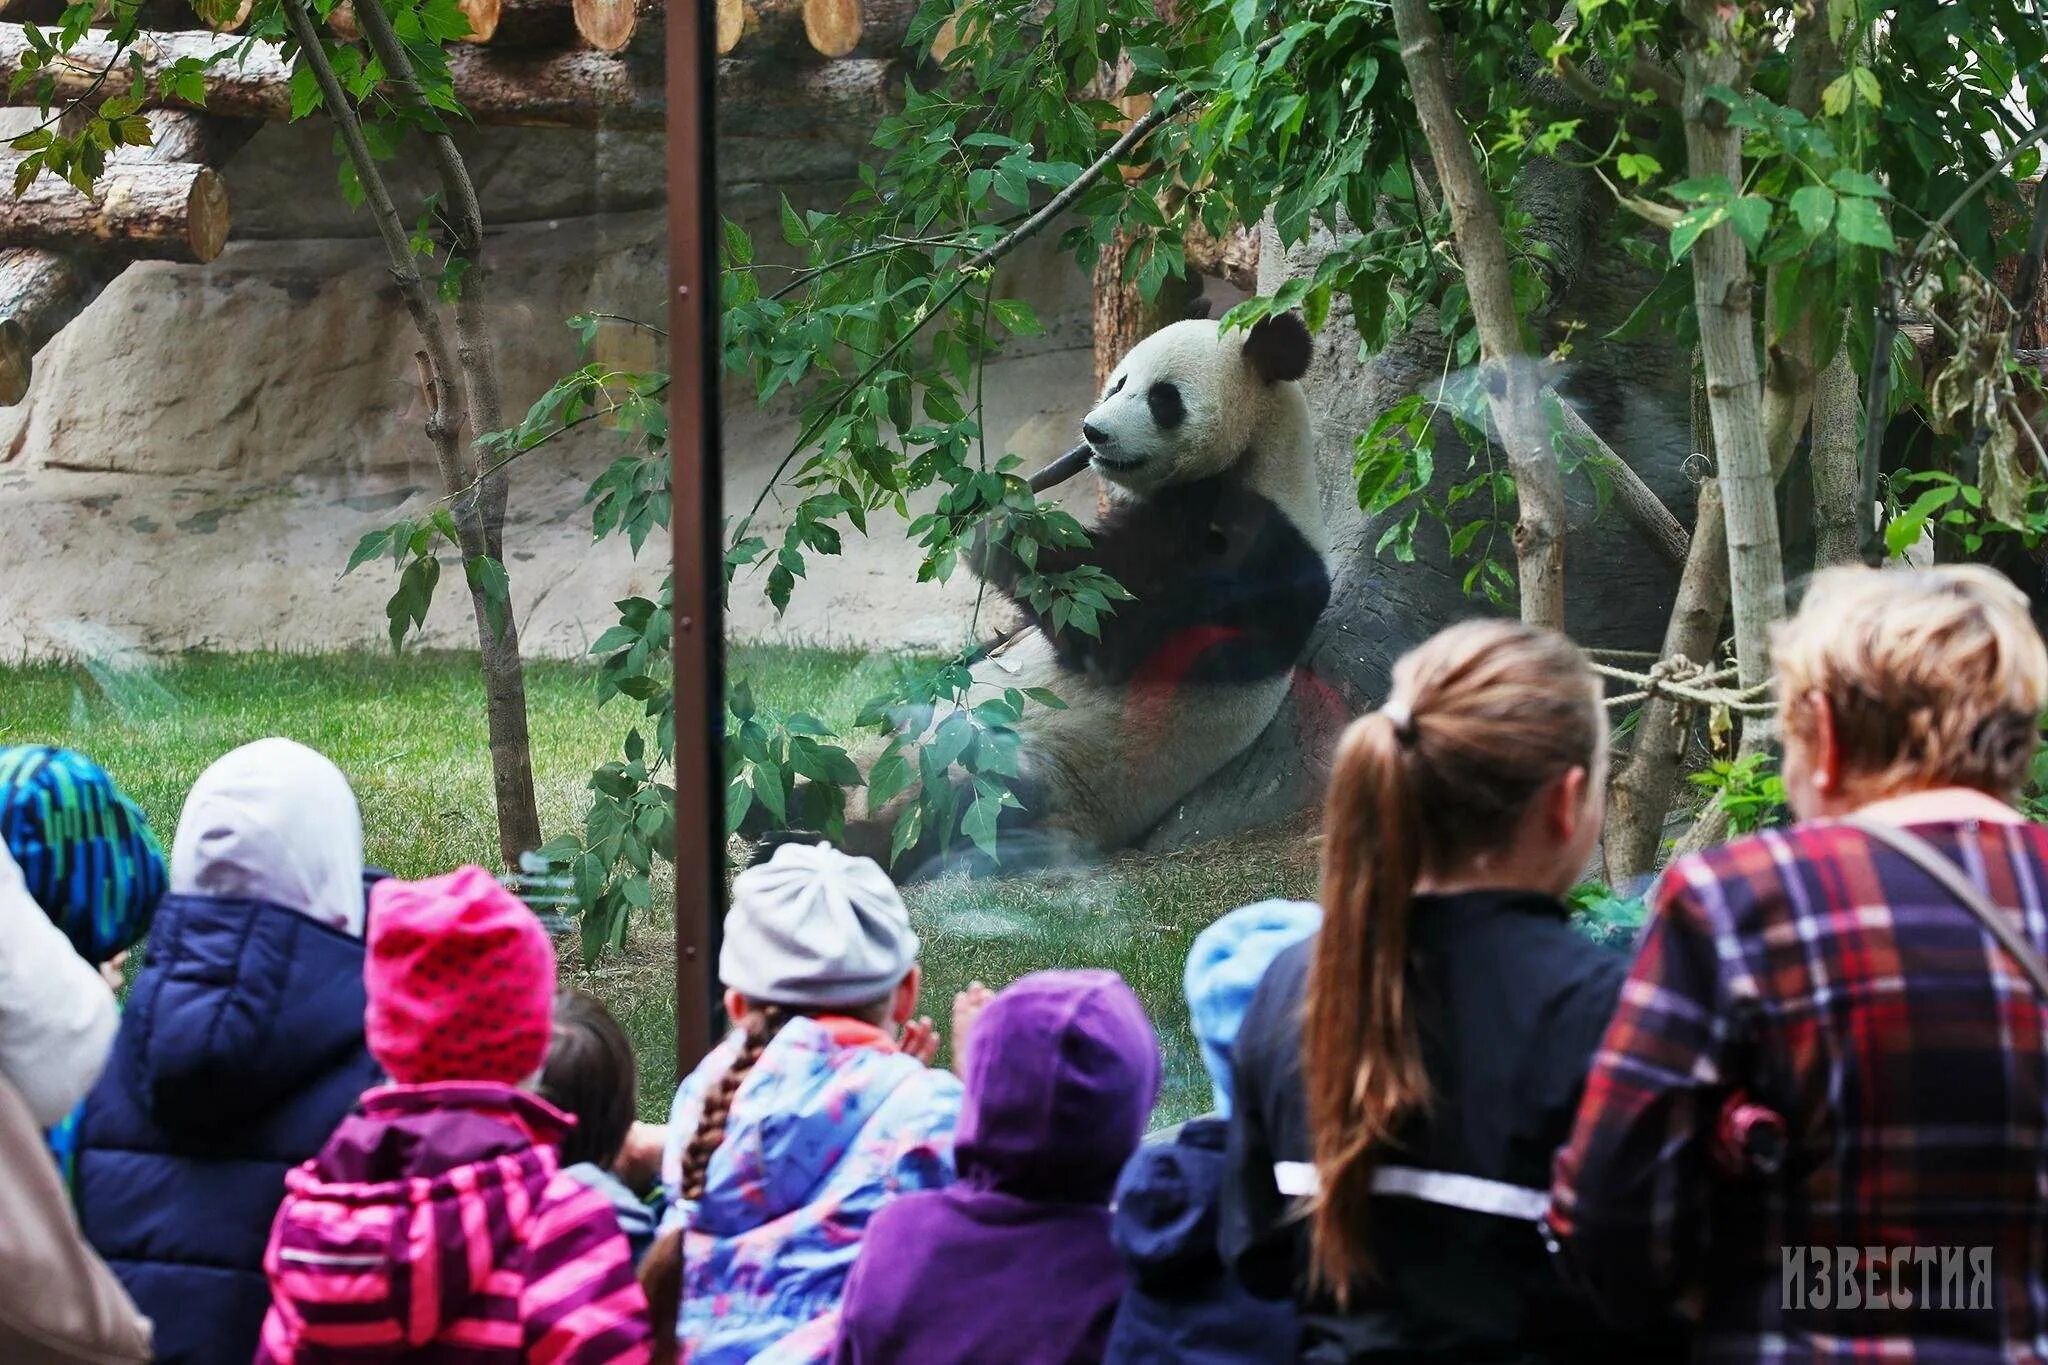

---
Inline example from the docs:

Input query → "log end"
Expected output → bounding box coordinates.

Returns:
[800,0,858,56]
[458,0,500,43]
[186,165,228,264]
[714,0,743,52]
[572,0,636,51]
[0,317,30,406]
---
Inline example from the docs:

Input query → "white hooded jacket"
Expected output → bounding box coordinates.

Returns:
[170,738,366,937]
[0,841,118,1126]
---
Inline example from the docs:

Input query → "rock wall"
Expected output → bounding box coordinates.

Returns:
[0,118,1100,661]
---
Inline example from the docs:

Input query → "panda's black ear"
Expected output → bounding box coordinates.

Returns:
[1243,312,1312,384]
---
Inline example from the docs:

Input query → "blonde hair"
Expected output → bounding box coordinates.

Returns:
[1775,564,2048,800]
[1304,619,1601,1300]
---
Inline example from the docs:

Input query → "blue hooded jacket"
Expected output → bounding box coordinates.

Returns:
[71,889,383,1365]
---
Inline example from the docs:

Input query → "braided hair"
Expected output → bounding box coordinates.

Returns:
[678,1005,789,1201]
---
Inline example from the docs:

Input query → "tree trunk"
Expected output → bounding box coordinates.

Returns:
[1184,217,1259,291]
[1390,0,1566,628]
[1679,10,1786,724]
[0,24,668,129]
[0,158,227,261]
[1810,335,1862,569]
[1603,364,1728,878]
[348,0,543,863]
[1089,59,1196,509]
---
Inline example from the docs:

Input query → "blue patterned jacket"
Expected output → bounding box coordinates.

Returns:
[660,1016,961,1363]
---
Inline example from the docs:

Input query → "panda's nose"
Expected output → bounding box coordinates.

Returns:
[1082,421,1110,447]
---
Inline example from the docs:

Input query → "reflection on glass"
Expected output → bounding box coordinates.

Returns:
[0,11,676,1105]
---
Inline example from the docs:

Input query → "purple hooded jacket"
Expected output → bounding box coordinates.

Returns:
[832,969,1161,1364]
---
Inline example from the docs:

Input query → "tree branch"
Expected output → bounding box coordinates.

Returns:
[1391,0,1566,627]
[348,0,512,551]
[1547,391,1690,566]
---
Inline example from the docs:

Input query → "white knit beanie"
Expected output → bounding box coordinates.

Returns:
[721,841,919,1007]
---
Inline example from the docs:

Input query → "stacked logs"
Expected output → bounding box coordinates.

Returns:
[0,0,931,400]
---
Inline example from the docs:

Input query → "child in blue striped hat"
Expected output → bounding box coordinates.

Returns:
[0,745,167,966]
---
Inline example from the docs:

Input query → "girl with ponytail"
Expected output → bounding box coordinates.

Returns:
[1223,620,1671,1361]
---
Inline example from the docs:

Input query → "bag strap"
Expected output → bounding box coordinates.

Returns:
[1843,816,2048,1003]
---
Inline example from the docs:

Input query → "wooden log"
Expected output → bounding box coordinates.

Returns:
[570,0,652,52]
[0,24,669,128]
[0,157,227,261]
[0,0,249,33]
[0,110,252,403]
[330,0,505,43]
[715,0,742,50]
[470,0,574,45]
[723,0,915,58]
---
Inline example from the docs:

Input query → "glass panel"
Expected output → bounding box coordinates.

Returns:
[715,6,1326,1126]
[0,15,675,1110]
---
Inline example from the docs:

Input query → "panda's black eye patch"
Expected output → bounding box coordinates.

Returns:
[1106,375,1126,399]
[1147,381,1186,429]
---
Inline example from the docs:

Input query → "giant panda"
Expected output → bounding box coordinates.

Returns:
[846,310,1330,872]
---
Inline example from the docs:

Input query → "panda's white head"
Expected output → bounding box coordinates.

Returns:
[1080,312,1313,494]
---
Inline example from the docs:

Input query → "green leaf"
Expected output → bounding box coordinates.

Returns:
[465,554,513,642]
[1615,151,1662,185]
[888,802,924,866]
[1822,72,1853,118]
[1728,196,1772,252]
[344,527,393,575]
[1827,168,1889,199]
[961,794,1002,857]
[1666,175,1733,205]
[289,58,321,120]
[1886,486,1955,556]
[1851,66,1881,109]
[1789,185,1836,237]
[866,749,913,808]
[1834,195,1895,250]
[724,776,752,833]
[751,764,787,823]
[1669,201,1728,262]
[779,193,809,248]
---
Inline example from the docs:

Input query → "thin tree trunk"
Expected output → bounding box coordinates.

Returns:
[1604,364,1729,878]
[1679,7,1785,726]
[1390,0,1566,628]
[283,0,541,865]
[1810,335,1862,569]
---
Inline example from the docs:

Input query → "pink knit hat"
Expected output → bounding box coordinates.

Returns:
[365,865,557,1085]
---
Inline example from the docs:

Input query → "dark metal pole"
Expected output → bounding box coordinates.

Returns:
[667,0,724,1076]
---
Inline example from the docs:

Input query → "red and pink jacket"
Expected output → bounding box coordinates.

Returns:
[255,1082,651,1364]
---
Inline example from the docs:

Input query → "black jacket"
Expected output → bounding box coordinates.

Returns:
[1220,889,1675,1363]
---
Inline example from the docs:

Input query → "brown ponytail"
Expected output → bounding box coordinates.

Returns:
[1304,619,1600,1300]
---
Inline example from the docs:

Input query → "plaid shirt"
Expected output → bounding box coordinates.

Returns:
[1550,819,2048,1363]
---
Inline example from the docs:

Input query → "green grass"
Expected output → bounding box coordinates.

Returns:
[0,646,1319,1127]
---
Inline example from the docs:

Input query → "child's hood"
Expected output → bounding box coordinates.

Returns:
[263,1083,570,1348]
[1110,1117,1230,1286]
[123,889,372,1135]
[957,969,1160,1203]
[667,1015,961,1234]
